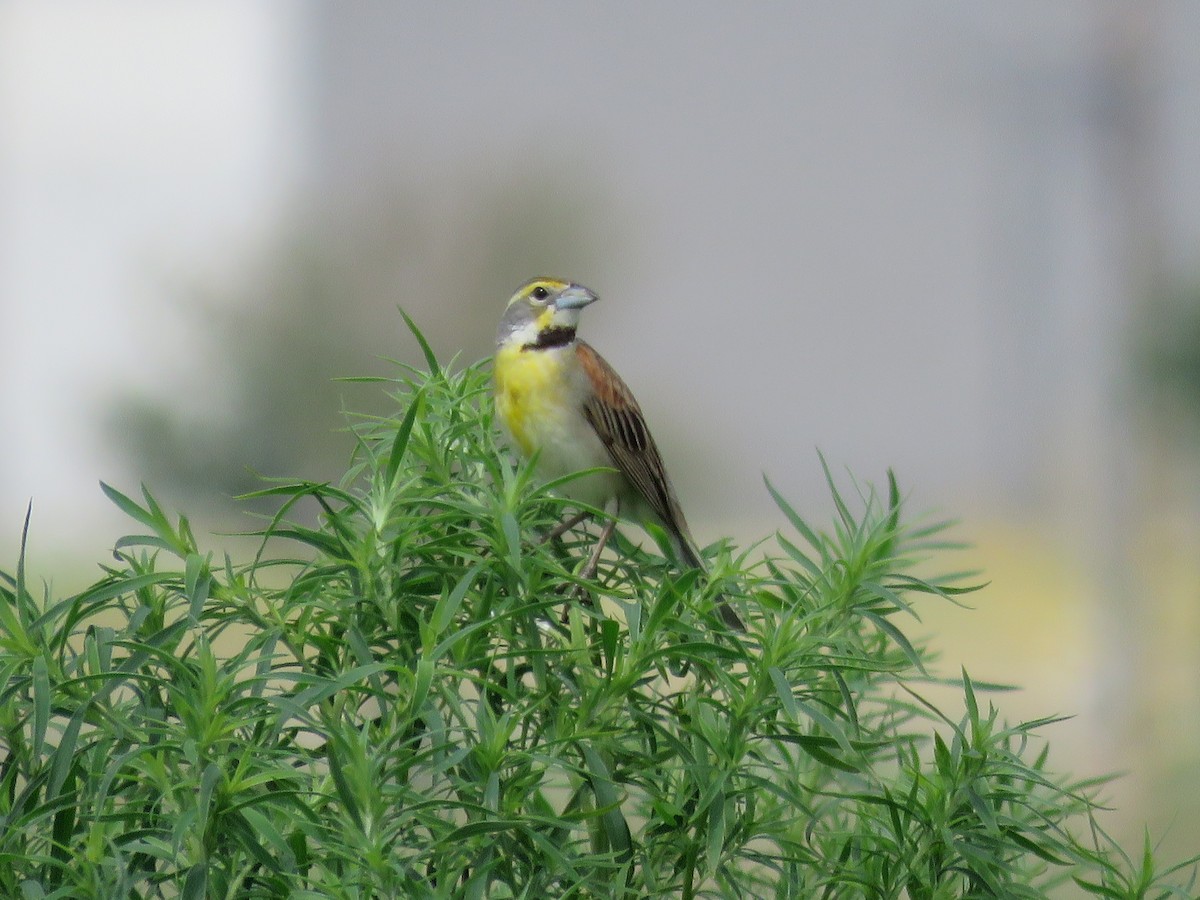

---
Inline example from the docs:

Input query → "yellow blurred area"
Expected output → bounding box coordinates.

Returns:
[923,516,1200,865]
[921,520,1091,723]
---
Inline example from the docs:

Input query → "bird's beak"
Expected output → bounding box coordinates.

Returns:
[554,284,598,310]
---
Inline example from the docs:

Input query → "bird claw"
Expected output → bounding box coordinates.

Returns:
[558,580,595,623]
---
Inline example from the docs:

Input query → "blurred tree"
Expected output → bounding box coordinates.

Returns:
[1136,279,1200,438]
[104,167,623,517]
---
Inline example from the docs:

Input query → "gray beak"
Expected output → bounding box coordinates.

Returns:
[554,284,598,310]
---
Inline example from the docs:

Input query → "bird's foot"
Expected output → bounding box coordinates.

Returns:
[539,510,589,544]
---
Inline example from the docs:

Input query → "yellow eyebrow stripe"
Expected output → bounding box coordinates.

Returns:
[509,277,570,305]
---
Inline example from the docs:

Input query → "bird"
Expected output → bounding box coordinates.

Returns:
[493,276,744,631]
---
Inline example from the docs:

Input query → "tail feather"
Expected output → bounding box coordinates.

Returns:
[668,528,745,631]
[671,531,705,571]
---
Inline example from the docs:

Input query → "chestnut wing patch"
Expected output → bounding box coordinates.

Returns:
[576,341,680,529]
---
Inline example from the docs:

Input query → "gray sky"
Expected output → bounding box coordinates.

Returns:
[4,1,1200,551]
[3,2,1198,551]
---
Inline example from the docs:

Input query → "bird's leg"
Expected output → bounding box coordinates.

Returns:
[561,500,618,624]
[540,509,589,544]
[577,497,620,582]
[578,514,617,583]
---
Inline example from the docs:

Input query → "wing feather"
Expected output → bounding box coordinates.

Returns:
[576,341,687,536]
[575,342,745,629]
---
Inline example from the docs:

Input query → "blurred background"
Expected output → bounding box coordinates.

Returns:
[2,1,1198,864]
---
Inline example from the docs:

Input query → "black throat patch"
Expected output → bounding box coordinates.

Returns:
[522,326,576,351]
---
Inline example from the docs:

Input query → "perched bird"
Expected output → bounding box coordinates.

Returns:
[493,276,744,630]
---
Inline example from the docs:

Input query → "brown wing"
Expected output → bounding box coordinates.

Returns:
[575,341,688,535]
[577,342,745,629]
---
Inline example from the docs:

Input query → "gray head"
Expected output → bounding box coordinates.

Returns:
[497,277,599,348]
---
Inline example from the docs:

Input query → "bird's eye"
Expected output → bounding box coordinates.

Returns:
[530,286,550,301]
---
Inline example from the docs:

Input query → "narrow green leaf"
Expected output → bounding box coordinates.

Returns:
[430,563,482,637]
[239,807,295,868]
[830,668,859,736]
[181,862,208,900]
[184,554,210,621]
[410,655,435,715]
[48,704,87,797]
[286,663,389,710]
[859,608,927,674]
[705,790,726,874]
[768,666,801,723]
[885,468,901,532]
[50,783,77,867]
[197,762,222,832]
[600,619,620,675]
[0,511,32,649]
[31,655,50,759]
[775,532,826,582]
[345,624,375,669]
[763,476,823,553]
[816,450,856,533]
[962,667,979,730]
[965,784,998,834]
[226,809,286,871]
[237,480,359,505]
[793,697,852,755]
[933,732,953,776]
[266,527,346,558]
[141,484,168,526]
[860,579,917,618]
[500,510,522,574]
[15,501,32,618]
[580,744,632,864]
[446,819,525,840]
[1070,876,1123,898]
[772,734,860,773]
[398,308,440,375]
[99,481,153,528]
[386,391,423,487]
[72,572,176,610]
[112,534,177,553]
[326,742,363,832]
[484,771,501,813]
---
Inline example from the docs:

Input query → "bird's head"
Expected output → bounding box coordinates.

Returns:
[497,277,598,349]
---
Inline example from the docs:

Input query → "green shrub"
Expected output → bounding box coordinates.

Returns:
[2,333,1196,898]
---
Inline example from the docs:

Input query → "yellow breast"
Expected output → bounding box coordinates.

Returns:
[493,343,572,457]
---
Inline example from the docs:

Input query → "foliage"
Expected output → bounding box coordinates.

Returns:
[3,336,1197,898]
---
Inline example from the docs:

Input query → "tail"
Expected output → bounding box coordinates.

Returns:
[670,529,746,632]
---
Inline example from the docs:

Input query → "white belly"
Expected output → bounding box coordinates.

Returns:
[522,405,624,510]
[494,345,624,509]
